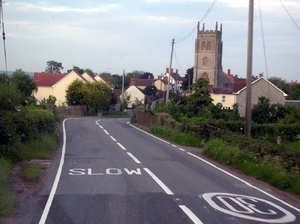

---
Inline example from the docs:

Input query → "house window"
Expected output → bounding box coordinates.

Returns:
[222,96,226,103]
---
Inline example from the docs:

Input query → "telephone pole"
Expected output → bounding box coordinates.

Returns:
[245,0,254,137]
[166,39,175,103]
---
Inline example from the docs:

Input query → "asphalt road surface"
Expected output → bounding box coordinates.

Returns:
[35,117,300,224]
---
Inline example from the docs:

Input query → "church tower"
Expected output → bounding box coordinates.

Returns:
[193,22,223,87]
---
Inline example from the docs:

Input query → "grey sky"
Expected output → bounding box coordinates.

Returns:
[1,0,299,81]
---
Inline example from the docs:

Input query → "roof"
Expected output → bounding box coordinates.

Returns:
[235,76,288,96]
[33,70,87,86]
[130,78,155,86]
[213,87,233,94]
[33,73,66,86]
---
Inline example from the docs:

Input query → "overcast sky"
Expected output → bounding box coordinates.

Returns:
[1,0,299,81]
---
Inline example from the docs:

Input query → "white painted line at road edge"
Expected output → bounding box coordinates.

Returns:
[187,152,300,213]
[179,205,204,224]
[39,118,69,224]
[143,168,174,195]
[127,152,142,164]
[110,136,117,142]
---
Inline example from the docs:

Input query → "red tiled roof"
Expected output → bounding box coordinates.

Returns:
[213,87,233,94]
[33,72,66,86]
[130,78,155,86]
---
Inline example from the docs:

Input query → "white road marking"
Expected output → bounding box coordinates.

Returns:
[203,193,296,223]
[39,118,69,224]
[179,205,204,224]
[143,168,174,195]
[103,130,109,135]
[187,152,300,213]
[171,144,177,148]
[127,152,141,164]
[178,148,185,152]
[117,142,127,150]
[110,136,117,141]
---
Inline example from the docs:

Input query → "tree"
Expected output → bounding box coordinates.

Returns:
[268,77,290,94]
[187,78,213,115]
[287,83,300,100]
[143,86,157,96]
[99,72,112,79]
[10,69,37,106]
[114,75,130,89]
[81,82,112,113]
[181,67,193,91]
[126,70,144,79]
[45,61,64,73]
[140,72,154,79]
[0,73,23,110]
[65,79,85,105]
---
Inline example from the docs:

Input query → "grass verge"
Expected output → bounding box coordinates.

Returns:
[203,138,300,197]
[22,163,43,181]
[102,111,131,118]
[0,158,16,217]
[149,125,205,148]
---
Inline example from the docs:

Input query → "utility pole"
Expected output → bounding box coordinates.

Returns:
[121,69,125,111]
[245,0,254,137]
[166,39,175,103]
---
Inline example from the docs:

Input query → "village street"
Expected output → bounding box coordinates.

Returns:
[29,118,300,224]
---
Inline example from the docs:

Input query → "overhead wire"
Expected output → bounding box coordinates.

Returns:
[258,0,269,78]
[175,0,219,44]
[278,0,300,33]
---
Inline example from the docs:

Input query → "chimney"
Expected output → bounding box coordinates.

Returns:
[148,74,150,79]
[166,68,169,74]
[171,68,173,74]
[176,69,178,74]
[259,73,263,78]
[227,69,231,76]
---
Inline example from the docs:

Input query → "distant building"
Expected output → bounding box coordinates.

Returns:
[193,22,223,87]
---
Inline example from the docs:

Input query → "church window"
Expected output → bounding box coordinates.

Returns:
[201,41,206,51]
[207,41,212,51]
[203,57,209,66]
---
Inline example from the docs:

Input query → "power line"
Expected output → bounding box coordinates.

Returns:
[175,0,219,44]
[0,0,8,75]
[278,0,300,33]
[258,0,269,78]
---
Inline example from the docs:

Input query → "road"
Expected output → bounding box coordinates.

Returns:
[35,117,300,224]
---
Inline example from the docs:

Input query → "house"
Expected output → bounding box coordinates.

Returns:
[120,85,145,107]
[154,78,168,91]
[33,70,88,106]
[211,75,287,116]
[130,78,155,90]
[82,72,96,83]
[159,68,185,92]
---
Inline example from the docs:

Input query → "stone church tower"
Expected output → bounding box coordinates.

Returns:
[193,22,223,87]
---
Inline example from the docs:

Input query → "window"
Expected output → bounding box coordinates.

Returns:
[201,41,206,51]
[222,96,226,103]
[203,57,209,66]
[207,41,211,51]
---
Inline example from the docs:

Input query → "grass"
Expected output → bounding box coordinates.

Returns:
[283,141,300,153]
[101,111,131,118]
[22,163,43,181]
[0,158,16,216]
[20,133,58,160]
[149,125,205,148]
[203,138,300,196]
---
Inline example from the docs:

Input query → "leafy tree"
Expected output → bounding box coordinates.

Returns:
[114,75,130,89]
[144,86,157,96]
[126,70,144,79]
[10,69,37,106]
[251,96,271,124]
[81,82,112,113]
[140,72,154,79]
[45,61,64,73]
[181,67,193,91]
[65,79,85,105]
[187,78,213,115]
[66,66,95,76]
[268,77,290,94]
[287,83,300,100]
[99,72,112,79]
[0,73,24,111]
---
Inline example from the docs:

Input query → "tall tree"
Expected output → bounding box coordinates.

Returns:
[187,78,213,115]
[11,69,37,106]
[287,83,300,100]
[45,61,64,73]
[268,76,290,94]
[181,67,193,91]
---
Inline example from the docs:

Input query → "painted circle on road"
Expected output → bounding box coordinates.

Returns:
[202,192,296,223]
